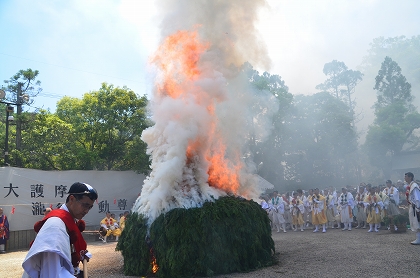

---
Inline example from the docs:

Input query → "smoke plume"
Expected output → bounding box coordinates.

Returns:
[133,0,278,224]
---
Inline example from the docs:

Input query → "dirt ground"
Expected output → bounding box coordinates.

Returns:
[3,227,420,278]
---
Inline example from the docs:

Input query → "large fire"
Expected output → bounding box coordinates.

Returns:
[133,1,276,227]
[152,29,242,194]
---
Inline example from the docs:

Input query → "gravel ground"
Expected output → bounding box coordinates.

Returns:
[2,227,420,277]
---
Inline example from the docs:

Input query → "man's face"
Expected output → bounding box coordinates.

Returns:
[68,195,94,220]
[405,175,411,183]
[0,208,3,215]
[386,182,392,188]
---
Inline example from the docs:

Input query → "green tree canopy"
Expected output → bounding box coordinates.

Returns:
[2,68,42,106]
[316,60,363,117]
[242,62,293,186]
[18,110,78,170]
[364,57,420,176]
[281,92,358,186]
[56,83,150,172]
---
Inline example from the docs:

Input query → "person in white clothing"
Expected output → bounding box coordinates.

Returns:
[269,192,287,233]
[22,182,98,278]
[405,172,420,245]
[338,187,354,231]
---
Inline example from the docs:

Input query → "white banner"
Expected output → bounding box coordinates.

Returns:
[0,167,144,231]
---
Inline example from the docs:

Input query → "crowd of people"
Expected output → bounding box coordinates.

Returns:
[260,172,420,245]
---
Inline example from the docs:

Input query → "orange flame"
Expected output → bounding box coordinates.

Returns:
[150,248,159,274]
[152,30,209,99]
[152,29,243,195]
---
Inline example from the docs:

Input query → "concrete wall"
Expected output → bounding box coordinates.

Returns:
[6,225,103,252]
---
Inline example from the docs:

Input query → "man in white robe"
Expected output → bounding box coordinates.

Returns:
[22,182,98,277]
[269,191,287,233]
[338,187,354,231]
[405,172,420,245]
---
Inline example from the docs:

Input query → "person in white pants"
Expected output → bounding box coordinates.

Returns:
[405,172,420,245]
[338,187,354,231]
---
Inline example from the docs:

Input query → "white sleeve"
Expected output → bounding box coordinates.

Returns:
[22,217,74,278]
[413,187,420,208]
[40,252,75,278]
[394,188,399,204]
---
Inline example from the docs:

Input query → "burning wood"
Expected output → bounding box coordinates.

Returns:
[146,236,159,274]
[150,248,159,274]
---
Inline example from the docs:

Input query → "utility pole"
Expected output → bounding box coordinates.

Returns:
[4,105,14,166]
[15,82,23,167]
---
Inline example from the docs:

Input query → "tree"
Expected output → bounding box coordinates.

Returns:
[56,83,150,172]
[361,36,420,87]
[242,62,293,186]
[281,92,358,186]
[3,69,42,167]
[374,56,413,110]
[364,57,420,176]
[339,69,364,119]
[316,60,348,99]
[316,60,363,120]
[18,110,79,170]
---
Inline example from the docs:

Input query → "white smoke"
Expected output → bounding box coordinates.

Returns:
[132,0,278,224]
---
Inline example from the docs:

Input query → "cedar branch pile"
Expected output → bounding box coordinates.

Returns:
[116,196,275,277]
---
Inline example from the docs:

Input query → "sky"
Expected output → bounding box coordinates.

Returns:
[0,0,419,113]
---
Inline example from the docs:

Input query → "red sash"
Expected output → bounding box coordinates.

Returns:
[33,210,87,267]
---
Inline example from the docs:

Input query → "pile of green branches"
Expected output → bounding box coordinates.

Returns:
[116,196,275,277]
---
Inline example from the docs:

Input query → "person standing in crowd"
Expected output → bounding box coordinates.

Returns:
[405,172,420,244]
[290,192,305,232]
[304,189,313,228]
[310,188,327,233]
[22,182,98,277]
[383,180,400,230]
[119,211,130,232]
[283,192,292,230]
[338,187,354,231]
[100,212,122,243]
[260,196,269,211]
[270,191,287,233]
[364,186,383,233]
[267,192,277,230]
[325,189,336,229]
[354,186,367,229]
[376,186,386,229]
[0,208,9,254]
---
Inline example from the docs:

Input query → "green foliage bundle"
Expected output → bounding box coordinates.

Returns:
[116,213,150,275]
[117,196,275,277]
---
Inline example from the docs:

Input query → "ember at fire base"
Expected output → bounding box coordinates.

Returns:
[117,196,275,277]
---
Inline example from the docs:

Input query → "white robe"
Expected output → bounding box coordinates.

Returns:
[22,204,74,278]
[339,192,354,223]
[408,182,420,231]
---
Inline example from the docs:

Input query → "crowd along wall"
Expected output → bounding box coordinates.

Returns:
[0,167,145,250]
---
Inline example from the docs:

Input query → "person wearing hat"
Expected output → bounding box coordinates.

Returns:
[22,182,98,277]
